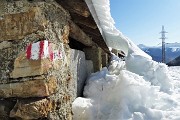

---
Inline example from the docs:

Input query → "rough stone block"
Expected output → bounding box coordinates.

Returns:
[62,25,70,44]
[10,53,53,78]
[0,7,46,41]
[10,98,53,120]
[0,77,57,98]
[0,41,12,50]
[0,99,16,120]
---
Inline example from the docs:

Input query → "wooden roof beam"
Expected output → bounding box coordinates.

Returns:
[69,21,93,47]
[91,37,111,55]
[79,25,102,37]
[56,0,90,17]
[70,13,97,29]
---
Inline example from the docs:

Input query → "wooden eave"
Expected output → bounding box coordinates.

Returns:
[55,0,110,54]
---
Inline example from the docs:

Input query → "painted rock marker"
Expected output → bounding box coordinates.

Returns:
[26,40,62,61]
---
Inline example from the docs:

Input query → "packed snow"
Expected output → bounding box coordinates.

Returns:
[72,0,180,120]
[73,55,180,120]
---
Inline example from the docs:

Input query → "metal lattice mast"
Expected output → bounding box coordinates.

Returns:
[159,25,167,63]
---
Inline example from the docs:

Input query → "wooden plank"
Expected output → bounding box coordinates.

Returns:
[79,25,102,37]
[91,36,111,55]
[70,13,97,29]
[77,26,110,54]
[56,0,90,17]
[69,21,93,47]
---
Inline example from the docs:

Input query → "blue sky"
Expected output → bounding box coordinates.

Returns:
[110,0,180,46]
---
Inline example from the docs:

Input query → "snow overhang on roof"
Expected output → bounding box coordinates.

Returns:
[84,0,129,56]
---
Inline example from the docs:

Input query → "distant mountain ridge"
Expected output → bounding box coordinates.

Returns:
[167,56,180,66]
[138,43,180,63]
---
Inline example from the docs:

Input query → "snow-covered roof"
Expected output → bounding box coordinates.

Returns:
[85,0,129,55]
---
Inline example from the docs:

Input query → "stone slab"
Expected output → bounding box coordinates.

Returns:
[10,53,53,78]
[10,98,53,119]
[0,7,46,41]
[0,77,57,98]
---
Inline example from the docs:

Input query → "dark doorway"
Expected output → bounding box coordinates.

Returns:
[68,37,87,51]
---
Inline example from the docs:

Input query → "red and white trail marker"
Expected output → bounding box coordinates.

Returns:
[26,40,62,61]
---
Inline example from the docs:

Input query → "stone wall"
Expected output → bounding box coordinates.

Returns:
[0,1,76,119]
[0,0,110,119]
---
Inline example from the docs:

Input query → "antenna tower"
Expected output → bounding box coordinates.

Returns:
[159,25,167,63]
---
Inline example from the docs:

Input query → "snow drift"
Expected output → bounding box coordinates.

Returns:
[73,56,179,120]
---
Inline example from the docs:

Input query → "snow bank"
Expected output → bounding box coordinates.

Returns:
[126,53,172,92]
[73,57,180,120]
[125,36,172,93]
